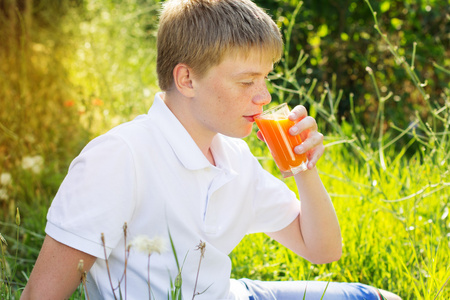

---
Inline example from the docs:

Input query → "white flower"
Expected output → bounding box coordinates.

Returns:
[143,88,151,98]
[0,172,12,186]
[131,235,167,255]
[21,155,44,174]
[0,188,8,200]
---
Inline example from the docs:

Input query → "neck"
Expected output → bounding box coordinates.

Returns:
[163,91,216,165]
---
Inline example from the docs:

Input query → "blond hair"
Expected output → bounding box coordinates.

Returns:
[157,0,283,91]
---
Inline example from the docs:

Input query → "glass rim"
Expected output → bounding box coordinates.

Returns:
[255,103,288,119]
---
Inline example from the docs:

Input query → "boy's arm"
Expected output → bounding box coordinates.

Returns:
[264,105,342,264]
[21,235,96,300]
[266,168,342,264]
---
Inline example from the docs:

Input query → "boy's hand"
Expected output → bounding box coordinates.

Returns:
[288,105,324,170]
[256,105,324,175]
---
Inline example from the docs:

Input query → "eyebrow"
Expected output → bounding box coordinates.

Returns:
[233,70,273,77]
[238,72,264,76]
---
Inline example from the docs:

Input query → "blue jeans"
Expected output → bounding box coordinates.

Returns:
[237,279,382,300]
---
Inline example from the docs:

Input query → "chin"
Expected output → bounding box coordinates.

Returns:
[221,124,254,139]
[237,127,254,139]
[222,129,252,139]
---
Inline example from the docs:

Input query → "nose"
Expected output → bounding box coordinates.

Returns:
[252,82,271,106]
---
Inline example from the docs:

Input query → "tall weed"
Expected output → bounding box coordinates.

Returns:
[0,0,448,298]
[235,1,449,299]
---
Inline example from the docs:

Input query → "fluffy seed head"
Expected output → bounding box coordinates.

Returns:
[131,235,167,255]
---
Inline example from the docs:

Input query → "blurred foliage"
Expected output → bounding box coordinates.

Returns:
[257,0,449,137]
[0,0,449,298]
[0,0,87,219]
[0,0,160,219]
[66,0,160,136]
[0,1,159,296]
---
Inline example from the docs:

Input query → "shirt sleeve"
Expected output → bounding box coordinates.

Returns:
[46,133,137,258]
[234,139,301,234]
[248,164,300,234]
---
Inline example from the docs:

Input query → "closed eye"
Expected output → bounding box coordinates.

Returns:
[240,74,270,87]
[241,76,269,86]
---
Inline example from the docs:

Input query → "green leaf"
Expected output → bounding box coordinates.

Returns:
[317,24,328,37]
[391,18,403,30]
[380,1,390,13]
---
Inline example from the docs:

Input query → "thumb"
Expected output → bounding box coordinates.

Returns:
[256,131,265,142]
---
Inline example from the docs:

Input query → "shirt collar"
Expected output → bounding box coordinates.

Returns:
[210,135,239,177]
[148,92,220,171]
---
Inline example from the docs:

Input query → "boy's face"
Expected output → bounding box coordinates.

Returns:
[189,50,273,139]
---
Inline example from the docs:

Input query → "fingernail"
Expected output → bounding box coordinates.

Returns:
[288,112,297,121]
[295,146,304,154]
[290,127,298,135]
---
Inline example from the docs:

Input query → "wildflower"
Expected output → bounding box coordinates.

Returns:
[21,155,44,174]
[100,233,117,300]
[24,134,36,143]
[174,272,183,289]
[16,208,21,226]
[192,240,207,299]
[130,235,167,255]
[130,235,166,300]
[0,188,8,200]
[0,172,12,186]
[78,259,85,274]
[195,240,206,258]
[143,88,151,98]
[78,259,90,299]
[0,233,7,245]
[64,100,75,107]
[92,98,104,106]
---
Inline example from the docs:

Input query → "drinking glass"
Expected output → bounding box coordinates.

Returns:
[255,103,308,175]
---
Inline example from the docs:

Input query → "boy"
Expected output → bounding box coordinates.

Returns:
[22,0,401,299]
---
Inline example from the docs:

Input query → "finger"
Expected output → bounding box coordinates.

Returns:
[294,132,324,155]
[306,143,325,169]
[288,105,308,122]
[256,130,265,142]
[289,116,318,136]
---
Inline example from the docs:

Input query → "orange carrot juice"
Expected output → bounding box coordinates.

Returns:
[255,115,307,173]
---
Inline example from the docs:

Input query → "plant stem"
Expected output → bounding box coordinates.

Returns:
[101,233,118,300]
[147,254,152,300]
[192,241,206,299]
[123,223,128,300]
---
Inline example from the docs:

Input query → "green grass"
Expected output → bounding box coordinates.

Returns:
[1,0,449,299]
[230,143,450,299]
[229,5,450,297]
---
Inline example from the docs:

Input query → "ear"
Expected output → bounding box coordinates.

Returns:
[173,63,195,97]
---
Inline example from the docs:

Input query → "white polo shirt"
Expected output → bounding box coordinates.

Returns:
[46,92,300,299]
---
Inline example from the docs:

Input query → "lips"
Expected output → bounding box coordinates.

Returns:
[244,113,262,122]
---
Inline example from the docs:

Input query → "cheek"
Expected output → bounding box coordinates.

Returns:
[215,87,237,108]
